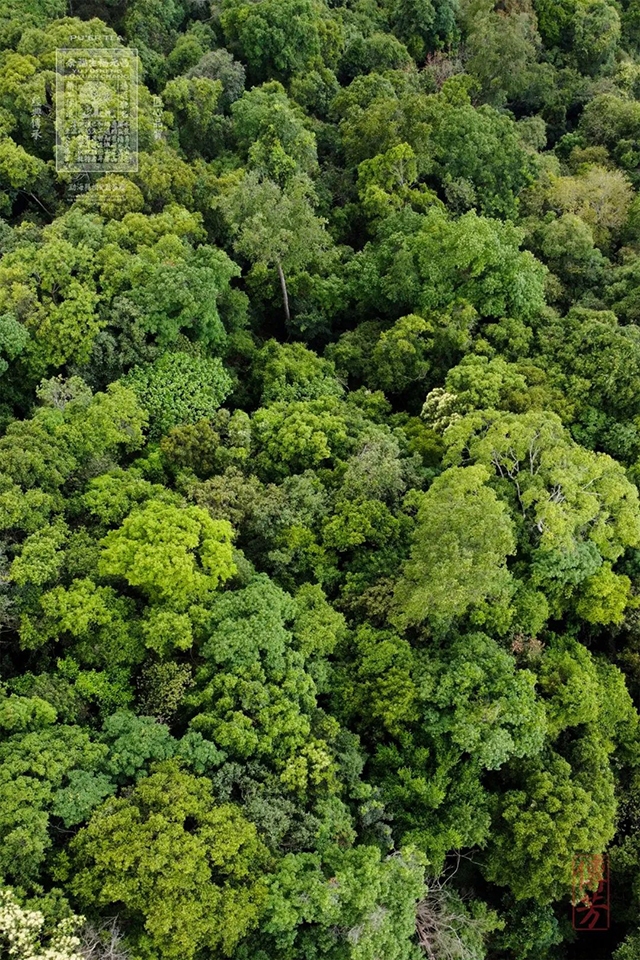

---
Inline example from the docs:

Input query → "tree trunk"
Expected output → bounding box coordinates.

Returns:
[277,261,290,322]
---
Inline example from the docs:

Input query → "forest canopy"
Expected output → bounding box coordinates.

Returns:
[1,0,640,958]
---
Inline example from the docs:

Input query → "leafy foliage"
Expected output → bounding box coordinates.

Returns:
[2,3,640,960]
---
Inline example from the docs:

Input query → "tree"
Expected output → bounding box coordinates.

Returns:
[124,350,233,438]
[138,661,193,721]
[18,578,141,671]
[98,501,236,609]
[0,0,66,46]
[350,208,547,322]
[162,76,223,156]
[527,212,608,303]
[232,82,317,183]
[615,932,640,960]
[390,0,459,59]
[415,879,502,960]
[491,897,562,959]
[123,0,184,84]
[223,173,330,323]
[251,398,356,480]
[322,497,401,551]
[365,315,433,394]
[533,308,640,420]
[340,32,412,82]
[462,0,548,108]
[161,408,252,478]
[0,139,47,213]
[185,574,335,783]
[393,465,516,630]
[484,742,617,902]
[253,340,343,403]
[427,355,529,421]
[255,844,426,960]
[63,763,269,960]
[0,699,108,884]
[0,379,146,502]
[420,93,538,218]
[357,143,440,221]
[340,427,422,505]
[218,0,339,84]
[572,0,621,73]
[0,888,84,960]
[443,409,640,621]
[0,207,242,381]
[548,165,633,248]
[417,632,546,770]
[537,636,637,742]
[185,49,246,110]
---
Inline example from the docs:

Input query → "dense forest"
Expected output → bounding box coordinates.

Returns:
[3,0,640,957]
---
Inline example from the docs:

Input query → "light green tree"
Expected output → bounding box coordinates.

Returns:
[63,762,269,960]
[223,173,330,322]
[393,465,516,629]
[98,501,236,609]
